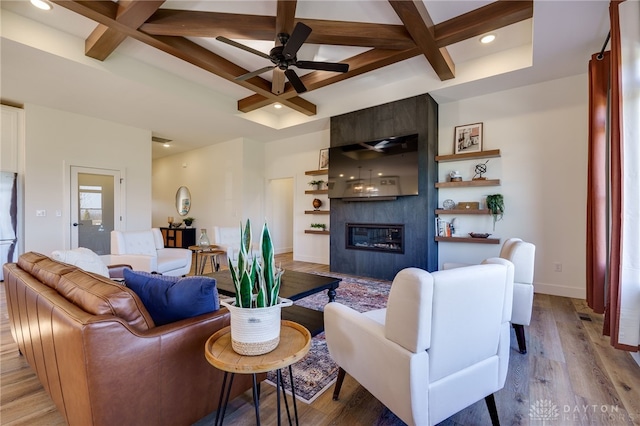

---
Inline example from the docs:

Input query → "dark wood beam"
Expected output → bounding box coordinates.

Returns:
[140,11,415,50]
[140,10,276,40]
[86,0,165,60]
[434,0,534,47]
[388,0,454,80]
[272,0,297,94]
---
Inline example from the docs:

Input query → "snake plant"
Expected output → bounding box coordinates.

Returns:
[228,219,284,308]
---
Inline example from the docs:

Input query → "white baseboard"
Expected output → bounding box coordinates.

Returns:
[294,254,329,265]
[631,352,640,368]
[533,281,585,299]
[275,247,293,255]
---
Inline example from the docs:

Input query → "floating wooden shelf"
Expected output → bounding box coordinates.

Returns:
[305,189,329,194]
[435,209,490,215]
[305,210,330,215]
[305,230,329,235]
[305,170,328,176]
[435,236,500,244]
[435,179,500,188]
[435,149,501,163]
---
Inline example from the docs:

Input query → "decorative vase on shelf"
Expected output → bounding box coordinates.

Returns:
[198,228,210,250]
[312,198,322,210]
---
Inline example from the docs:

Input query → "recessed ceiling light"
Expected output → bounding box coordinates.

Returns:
[30,0,52,10]
[480,34,496,44]
[274,103,283,109]
[163,143,170,148]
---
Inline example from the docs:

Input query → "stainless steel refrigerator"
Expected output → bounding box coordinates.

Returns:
[1,172,18,281]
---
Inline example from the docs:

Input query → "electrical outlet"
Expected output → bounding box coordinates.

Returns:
[36,210,46,217]
[554,262,562,272]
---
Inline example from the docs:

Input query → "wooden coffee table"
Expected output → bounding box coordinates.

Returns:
[206,270,340,336]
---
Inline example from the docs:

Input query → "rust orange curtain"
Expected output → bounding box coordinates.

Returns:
[586,1,634,350]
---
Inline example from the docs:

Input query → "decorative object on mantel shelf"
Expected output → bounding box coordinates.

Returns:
[473,160,489,180]
[449,170,462,182]
[221,219,291,356]
[485,194,504,230]
[312,198,323,210]
[183,217,195,227]
[443,199,456,210]
[454,122,483,155]
[310,223,327,231]
[308,179,325,190]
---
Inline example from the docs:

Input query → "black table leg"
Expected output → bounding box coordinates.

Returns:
[215,372,234,426]
[327,286,337,303]
[252,374,261,426]
[288,365,300,426]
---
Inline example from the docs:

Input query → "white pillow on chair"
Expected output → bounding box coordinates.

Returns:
[51,247,110,277]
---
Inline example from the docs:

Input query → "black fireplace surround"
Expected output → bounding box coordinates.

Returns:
[346,223,404,254]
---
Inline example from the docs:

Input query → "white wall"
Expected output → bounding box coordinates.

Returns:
[23,104,152,255]
[438,74,588,298]
[152,139,244,236]
[152,129,331,264]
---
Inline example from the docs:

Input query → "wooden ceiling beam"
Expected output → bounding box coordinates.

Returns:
[86,0,165,60]
[272,0,297,94]
[52,0,317,116]
[388,0,455,81]
[140,11,415,50]
[140,10,276,40]
[434,0,534,47]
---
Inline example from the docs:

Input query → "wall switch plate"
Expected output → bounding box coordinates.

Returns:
[36,210,46,217]
[554,262,562,272]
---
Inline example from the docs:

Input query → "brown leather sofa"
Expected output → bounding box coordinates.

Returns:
[3,252,257,426]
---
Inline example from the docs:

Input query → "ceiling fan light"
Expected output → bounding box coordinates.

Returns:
[480,34,496,44]
[30,0,52,10]
[274,103,283,109]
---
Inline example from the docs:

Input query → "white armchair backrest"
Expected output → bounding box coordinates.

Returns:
[384,268,434,352]
[427,262,513,382]
[213,226,241,250]
[110,230,158,257]
[500,240,535,285]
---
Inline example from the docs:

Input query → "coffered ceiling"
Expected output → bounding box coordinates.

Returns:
[1,1,610,158]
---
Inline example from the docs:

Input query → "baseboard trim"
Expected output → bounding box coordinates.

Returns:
[533,282,585,299]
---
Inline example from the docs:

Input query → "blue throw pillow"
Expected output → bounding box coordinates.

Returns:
[123,270,219,326]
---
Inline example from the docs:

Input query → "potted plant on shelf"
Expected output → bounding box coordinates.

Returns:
[308,179,325,190]
[485,194,504,231]
[310,223,327,231]
[183,217,195,227]
[220,219,291,356]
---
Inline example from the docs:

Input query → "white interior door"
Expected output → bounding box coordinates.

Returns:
[70,167,121,255]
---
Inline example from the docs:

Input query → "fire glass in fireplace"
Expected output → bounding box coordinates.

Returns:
[346,223,404,253]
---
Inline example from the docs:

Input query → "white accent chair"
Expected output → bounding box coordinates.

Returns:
[213,226,260,264]
[109,228,192,276]
[51,247,132,280]
[443,237,536,354]
[325,259,514,426]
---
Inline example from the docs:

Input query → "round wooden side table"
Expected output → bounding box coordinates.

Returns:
[187,245,223,275]
[205,320,311,426]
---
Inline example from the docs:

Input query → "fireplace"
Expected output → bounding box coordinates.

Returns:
[346,223,404,254]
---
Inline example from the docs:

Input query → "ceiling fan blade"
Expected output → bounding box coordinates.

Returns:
[236,66,275,81]
[285,69,307,93]
[295,61,350,73]
[215,36,271,60]
[282,22,312,60]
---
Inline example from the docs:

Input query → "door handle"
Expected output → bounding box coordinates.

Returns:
[72,222,83,226]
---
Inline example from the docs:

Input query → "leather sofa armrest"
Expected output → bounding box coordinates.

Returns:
[107,264,131,280]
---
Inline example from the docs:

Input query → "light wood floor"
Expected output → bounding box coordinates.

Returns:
[2,254,639,425]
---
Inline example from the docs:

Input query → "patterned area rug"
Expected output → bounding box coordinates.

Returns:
[264,272,392,404]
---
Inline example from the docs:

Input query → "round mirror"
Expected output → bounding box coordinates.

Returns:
[176,186,191,216]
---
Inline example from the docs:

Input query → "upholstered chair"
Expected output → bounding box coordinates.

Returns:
[325,259,514,426]
[443,237,536,354]
[109,228,192,276]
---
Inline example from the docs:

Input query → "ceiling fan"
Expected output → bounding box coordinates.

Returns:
[216,22,349,94]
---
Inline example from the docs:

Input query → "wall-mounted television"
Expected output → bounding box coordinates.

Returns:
[328,134,419,200]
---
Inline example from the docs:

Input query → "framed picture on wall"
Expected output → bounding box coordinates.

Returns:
[454,122,483,154]
[319,148,329,169]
